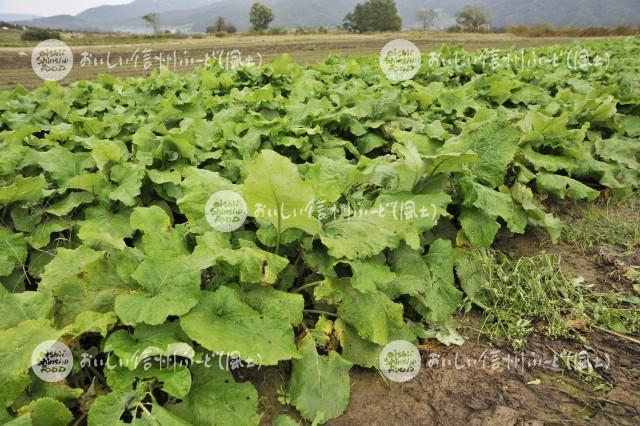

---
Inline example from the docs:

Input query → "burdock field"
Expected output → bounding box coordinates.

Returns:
[0,2,639,425]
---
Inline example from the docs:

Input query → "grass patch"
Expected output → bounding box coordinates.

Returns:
[474,251,640,349]
[563,198,640,251]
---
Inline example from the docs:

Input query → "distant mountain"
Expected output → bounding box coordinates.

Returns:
[13,0,640,33]
[0,13,40,22]
[155,0,360,33]
[77,0,220,26]
[399,0,640,28]
[14,15,98,32]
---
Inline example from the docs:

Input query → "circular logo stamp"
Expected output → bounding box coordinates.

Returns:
[31,39,73,81]
[31,340,73,382]
[379,39,422,82]
[205,190,247,232]
[379,340,421,382]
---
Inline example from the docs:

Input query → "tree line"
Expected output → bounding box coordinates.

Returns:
[141,1,493,35]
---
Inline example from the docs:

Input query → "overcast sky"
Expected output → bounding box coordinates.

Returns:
[0,0,131,17]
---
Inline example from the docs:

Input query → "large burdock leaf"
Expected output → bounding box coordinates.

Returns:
[320,214,420,260]
[388,241,462,323]
[77,205,133,250]
[104,321,194,370]
[304,156,363,203]
[0,319,63,408]
[177,167,235,234]
[13,397,73,426]
[115,254,201,326]
[460,178,527,236]
[87,389,133,426]
[0,176,47,207]
[50,250,137,327]
[511,183,562,242]
[459,206,500,248]
[0,286,54,330]
[180,286,298,365]
[192,232,289,285]
[105,364,192,400]
[288,334,352,424]
[38,246,105,294]
[242,150,320,236]
[0,227,27,277]
[535,174,599,201]
[440,119,520,187]
[169,364,260,426]
[338,288,404,345]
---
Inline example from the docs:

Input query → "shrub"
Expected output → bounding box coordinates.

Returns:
[20,28,61,41]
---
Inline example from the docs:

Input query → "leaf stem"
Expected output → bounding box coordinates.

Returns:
[304,309,338,318]
[293,280,323,293]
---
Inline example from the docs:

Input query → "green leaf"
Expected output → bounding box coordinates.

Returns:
[26,219,72,249]
[104,322,194,370]
[334,318,380,369]
[45,191,94,216]
[242,150,320,235]
[14,397,73,426]
[0,286,53,329]
[192,232,289,285]
[130,206,171,234]
[243,286,304,326]
[459,207,500,248]
[440,120,521,187]
[115,253,201,326]
[180,286,299,365]
[51,249,136,326]
[0,319,63,408]
[460,178,528,236]
[0,176,47,207]
[389,241,462,323]
[64,310,117,337]
[39,246,104,294]
[273,415,300,426]
[454,249,484,303]
[338,288,404,345]
[320,213,420,260]
[77,205,133,250]
[305,157,363,203]
[535,174,600,201]
[105,364,192,400]
[177,168,235,234]
[288,334,351,424]
[0,228,27,277]
[88,390,134,426]
[169,363,260,426]
[348,255,395,294]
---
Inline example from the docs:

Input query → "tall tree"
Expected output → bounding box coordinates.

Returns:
[343,0,402,33]
[214,16,226,32]
[455,5,489,31]
[417,8,438,30]
[142,13,160,34]
[250,2,275,31]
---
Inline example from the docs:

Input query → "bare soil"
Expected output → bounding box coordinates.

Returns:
[0,32,612,90]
